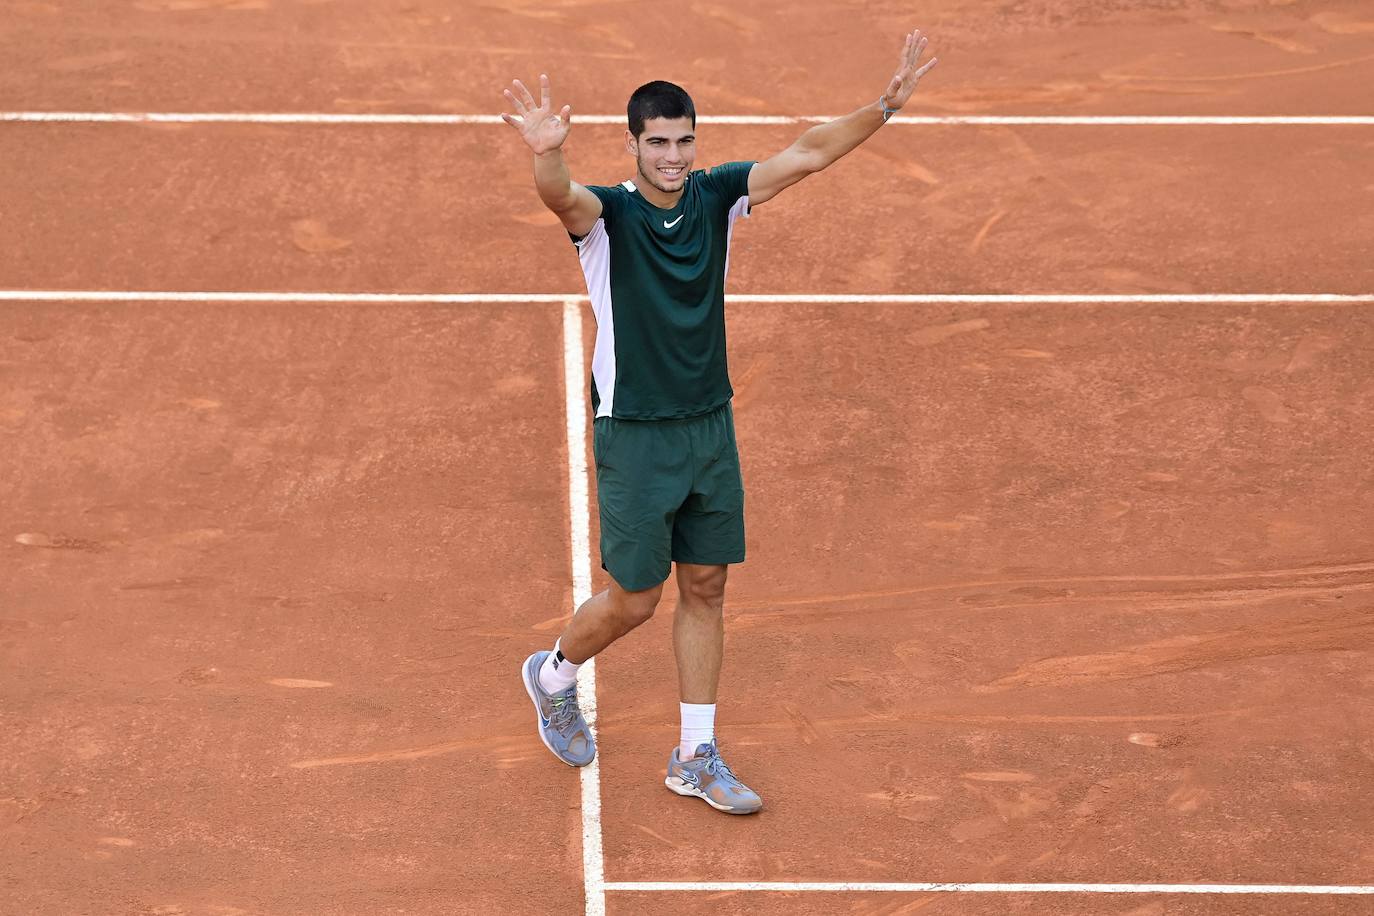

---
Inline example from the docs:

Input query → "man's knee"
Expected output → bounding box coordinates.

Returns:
[611,579,664,627]
[676,563,728,610]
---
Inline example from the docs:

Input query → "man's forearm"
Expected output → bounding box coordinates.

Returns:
[533,148,577,211]
[794,99,887,171]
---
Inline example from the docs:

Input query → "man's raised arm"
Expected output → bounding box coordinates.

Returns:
[501,74,603,238]
[747,30,938,208]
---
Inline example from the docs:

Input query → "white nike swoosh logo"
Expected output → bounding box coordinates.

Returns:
[663,215,684,229]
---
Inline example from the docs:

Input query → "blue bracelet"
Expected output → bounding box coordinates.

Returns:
[880,97,899,122]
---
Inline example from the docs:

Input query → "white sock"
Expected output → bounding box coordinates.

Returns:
[537,639,581,694]
[679,703,716,760]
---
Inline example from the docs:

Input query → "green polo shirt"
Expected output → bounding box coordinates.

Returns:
[571,160,755,420]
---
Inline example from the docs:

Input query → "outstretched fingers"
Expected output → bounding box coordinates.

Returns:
[909,33,929,73]
[897,31,915,71]
[909,29,935,78]
[503,87,527,117]
[883,29,937,107]
[513,78,537,110]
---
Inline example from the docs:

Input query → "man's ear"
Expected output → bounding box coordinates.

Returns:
[624,129,637,156]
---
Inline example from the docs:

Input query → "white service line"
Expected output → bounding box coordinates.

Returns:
[0,291,570,304]
[2,291,1372,305]
[729,294,1374,304]
[3,112,1374,126]
[604,882,1374,895]
[561,298,605,916]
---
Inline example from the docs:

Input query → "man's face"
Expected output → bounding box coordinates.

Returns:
[626,116,696,194]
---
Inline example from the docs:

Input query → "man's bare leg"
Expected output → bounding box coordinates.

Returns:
[557,577,664,664]
[671,563,727,763]
[662,561,760,813]
[672,563,727,704]
[522,576,664,767]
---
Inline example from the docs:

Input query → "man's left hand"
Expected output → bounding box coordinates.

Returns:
[881,30,938,112]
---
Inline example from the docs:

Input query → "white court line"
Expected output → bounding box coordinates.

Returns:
[605,882,1374,895]
[3,111,1374,126]
[0,291,572,304]
[561,299,605,916]
[730,294,1374,304]
[2,291,1373,304]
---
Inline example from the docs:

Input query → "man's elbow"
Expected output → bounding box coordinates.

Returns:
[785,140,824,174]
[791,143,828,175]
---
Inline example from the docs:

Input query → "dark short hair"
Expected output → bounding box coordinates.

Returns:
[627,81,696,137]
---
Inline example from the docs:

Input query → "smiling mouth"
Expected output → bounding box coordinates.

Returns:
[658,166,685,179]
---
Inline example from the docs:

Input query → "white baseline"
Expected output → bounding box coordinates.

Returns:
[605,882,1374,895]
[2,292,1372,305]
[3,112,1374,126]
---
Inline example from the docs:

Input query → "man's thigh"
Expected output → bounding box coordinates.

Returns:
[594,415,692,591]
[671,404,746,567]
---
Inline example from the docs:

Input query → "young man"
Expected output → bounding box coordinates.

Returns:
[505,31,937,815]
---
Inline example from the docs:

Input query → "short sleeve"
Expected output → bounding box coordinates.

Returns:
[705,161,756,209]
[569,185,620,244]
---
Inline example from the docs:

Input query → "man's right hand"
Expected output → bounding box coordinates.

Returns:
[502,74,571,155]
[503,72,602,238]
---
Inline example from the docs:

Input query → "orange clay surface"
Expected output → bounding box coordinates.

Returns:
[3,0,1374,914]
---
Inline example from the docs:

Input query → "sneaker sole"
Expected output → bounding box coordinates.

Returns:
[521,653,592,768]
[665,775,760,814]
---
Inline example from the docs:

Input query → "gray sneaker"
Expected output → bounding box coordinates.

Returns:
[521,651,596,767]
[665,738,762,814]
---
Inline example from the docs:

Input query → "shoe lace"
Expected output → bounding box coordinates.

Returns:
[548,690,581,732]
[701,746,736,780]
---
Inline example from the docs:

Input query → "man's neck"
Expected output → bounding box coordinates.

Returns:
[635,173,684,210]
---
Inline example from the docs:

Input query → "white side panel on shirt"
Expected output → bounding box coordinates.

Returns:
[576,218,618,418]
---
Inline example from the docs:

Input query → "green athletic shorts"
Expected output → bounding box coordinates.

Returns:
[592,400,746,592]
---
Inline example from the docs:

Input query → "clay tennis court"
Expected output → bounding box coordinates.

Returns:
[4,1,1374,914]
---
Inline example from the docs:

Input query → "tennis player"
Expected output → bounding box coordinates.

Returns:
[506,31,937,814]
